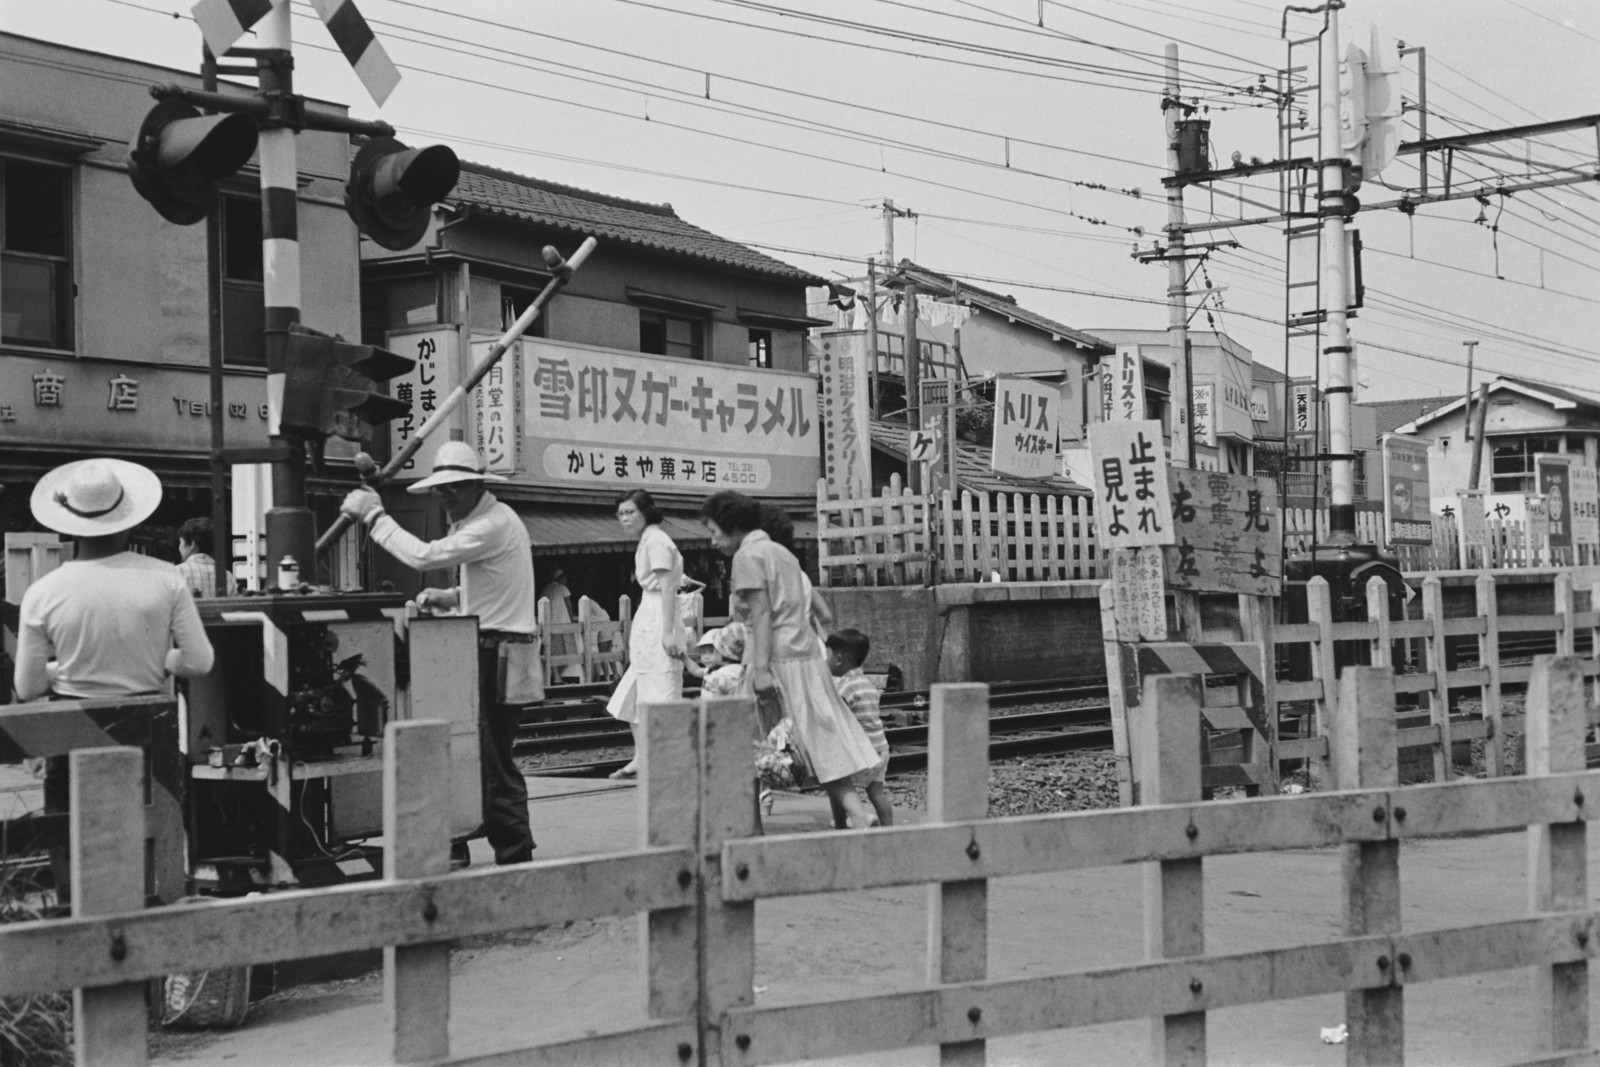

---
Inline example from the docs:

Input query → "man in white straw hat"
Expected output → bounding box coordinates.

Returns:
[14,457,216,901]
[340,441,537,866]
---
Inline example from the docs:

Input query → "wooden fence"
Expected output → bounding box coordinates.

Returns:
[815,474,932,587]
[7,665,1600,1065]
[816,488,1593,589]
[1268,572,1599,791]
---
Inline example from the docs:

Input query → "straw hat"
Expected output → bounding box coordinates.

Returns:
[31,458,162,537]
[406,441,506,494]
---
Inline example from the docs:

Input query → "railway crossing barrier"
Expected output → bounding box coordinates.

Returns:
[6,663,1600,1065]
[0,695,183,905]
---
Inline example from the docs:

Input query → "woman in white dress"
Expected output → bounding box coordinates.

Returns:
[606,490,686,778]
[701,491,879,827]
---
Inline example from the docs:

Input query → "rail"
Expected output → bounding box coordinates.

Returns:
[7,662,1597,1064]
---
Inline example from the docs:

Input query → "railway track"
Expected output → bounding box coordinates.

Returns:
[522,685,1116,779]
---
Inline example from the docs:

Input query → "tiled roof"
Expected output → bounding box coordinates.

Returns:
[1252,363,1288,384]
[869,420,1091,497]
[894,263,1109,351]
[449,163,824,284]
[1361,396,1452,437]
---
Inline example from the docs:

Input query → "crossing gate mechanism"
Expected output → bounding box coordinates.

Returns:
[1122,641,1277,796]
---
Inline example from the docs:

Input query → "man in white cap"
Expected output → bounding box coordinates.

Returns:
[15,458,216,901]
[340,441,537,866]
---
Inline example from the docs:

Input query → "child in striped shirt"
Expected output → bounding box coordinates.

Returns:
[825,628,894,828]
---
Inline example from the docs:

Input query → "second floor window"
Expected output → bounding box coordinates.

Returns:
[640,309,704,361]
[500,283,548,336]
[1,158,73,351]
[1491,435,1563,494]
[220,195,265,367]
[748,328,772,369]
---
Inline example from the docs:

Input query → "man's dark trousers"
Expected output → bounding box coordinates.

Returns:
[477,638,535,865]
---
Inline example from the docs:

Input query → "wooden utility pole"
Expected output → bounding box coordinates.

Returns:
[905,280,921,493]
[1164,44,1194,470]
[866,256,880,418]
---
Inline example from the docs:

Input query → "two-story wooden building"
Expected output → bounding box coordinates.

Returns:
[0,33,360,562]
[359,162,829,609]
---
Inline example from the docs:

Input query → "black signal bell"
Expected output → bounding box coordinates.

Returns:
[127,100,259,225]
[345,137,460,251]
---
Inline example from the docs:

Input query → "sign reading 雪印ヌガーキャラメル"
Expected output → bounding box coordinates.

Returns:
[525,340,820,496]
[1381,433,1433,546]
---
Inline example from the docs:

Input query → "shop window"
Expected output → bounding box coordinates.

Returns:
[1,158,73,350]
[748,328,772,369]
[220,195,265,367]
[640,309,704,361]
[1491,435,1563,494]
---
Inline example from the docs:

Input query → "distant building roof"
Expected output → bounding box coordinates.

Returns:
[869,420,1090,497]
[1361,396,1453,437]
[449,163,824,284]
[892,263,1110,352]
[1395,375,1600,433]
[1252,363,1288,384]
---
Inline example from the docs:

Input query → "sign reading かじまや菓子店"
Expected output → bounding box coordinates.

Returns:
[525,340,820,496]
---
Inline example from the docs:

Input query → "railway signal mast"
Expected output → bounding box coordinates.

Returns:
[127,0,459,583]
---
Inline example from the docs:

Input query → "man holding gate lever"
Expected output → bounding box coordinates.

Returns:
[341,441,538,867]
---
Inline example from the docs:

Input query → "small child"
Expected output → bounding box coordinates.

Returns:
[701,622,747,697]
[683,628,719,683]
[825,628,894,829]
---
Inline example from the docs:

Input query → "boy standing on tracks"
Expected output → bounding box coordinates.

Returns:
[825,629,894,829]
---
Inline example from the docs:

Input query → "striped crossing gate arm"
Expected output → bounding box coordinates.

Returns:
[0,696,185,903]
[1127,641,1276,793]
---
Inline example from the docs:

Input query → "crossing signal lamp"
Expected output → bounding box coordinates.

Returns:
[344,137,460,251]
[127,100,259,225]
[280,325,415,444]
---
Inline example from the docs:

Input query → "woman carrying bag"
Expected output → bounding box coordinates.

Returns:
[700,490,880,828]
[606,490,686,779]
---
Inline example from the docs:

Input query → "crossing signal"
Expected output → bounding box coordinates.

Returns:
[345,137,460,251]
[127,100,259,225]
[280,325,415,443]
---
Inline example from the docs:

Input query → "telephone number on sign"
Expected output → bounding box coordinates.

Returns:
[719,460,762,486]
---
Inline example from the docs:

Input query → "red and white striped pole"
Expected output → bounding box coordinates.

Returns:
[257,0,315,581]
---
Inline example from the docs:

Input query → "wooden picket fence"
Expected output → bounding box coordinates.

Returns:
[536,594,631,686]
[815,474,932,587]
[938,487,1099,583]
[1271,572,1599,790]
[8,666,1600,1065]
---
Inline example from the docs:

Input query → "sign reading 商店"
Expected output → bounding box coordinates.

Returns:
[523,339,821,496]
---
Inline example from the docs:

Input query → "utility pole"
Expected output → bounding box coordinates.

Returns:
[1164,44,1194,470]
[904,279,921,493]
[1317,3,1358,541]
[1461,339,1478,439]
[866,256,880,418]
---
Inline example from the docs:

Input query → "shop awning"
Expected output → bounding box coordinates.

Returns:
[519,506,815,555]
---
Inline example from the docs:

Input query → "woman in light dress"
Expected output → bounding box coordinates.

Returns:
[701,491,879,827]
[606,490,686,778]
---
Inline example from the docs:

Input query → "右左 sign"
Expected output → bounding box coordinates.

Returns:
[1163,469,1282,596]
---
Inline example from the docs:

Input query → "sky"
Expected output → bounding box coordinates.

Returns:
[6,0,1599,403]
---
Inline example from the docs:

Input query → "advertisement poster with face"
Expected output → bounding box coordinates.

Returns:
[1534,454,1573,549]
[1381,433,1433,546]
